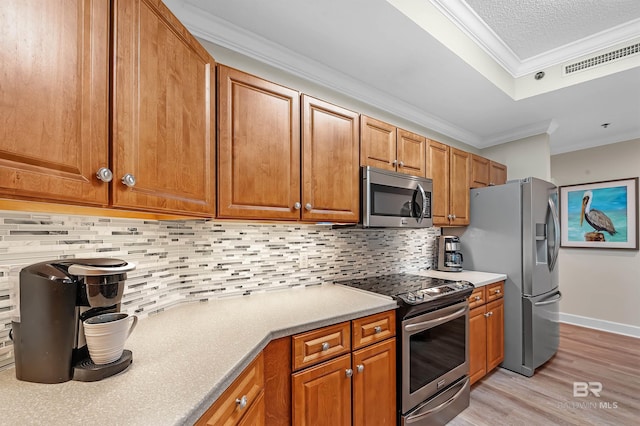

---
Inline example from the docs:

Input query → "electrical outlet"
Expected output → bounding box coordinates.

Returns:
[299,253,309,269]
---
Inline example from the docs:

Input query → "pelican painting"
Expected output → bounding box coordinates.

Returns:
[580,190,617,235]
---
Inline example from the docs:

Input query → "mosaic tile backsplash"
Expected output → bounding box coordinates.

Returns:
[0,210,439,370]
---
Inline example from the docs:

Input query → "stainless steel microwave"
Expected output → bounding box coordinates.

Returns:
[361,166,433,228]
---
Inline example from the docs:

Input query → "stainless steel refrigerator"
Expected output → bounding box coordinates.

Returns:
[461,177,561,377]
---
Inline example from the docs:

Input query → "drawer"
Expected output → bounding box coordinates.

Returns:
[352,310,396,350]
[468,287,485,309]
[196,352,264,426]
[292,321,350,371]
[486,281,504,302]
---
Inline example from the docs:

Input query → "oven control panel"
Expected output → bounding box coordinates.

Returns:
[399,281,474,305]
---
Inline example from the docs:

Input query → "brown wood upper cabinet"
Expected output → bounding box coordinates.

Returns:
[360,116,426,177]
[0,0,216,216]
[470,155,507,188]
[112,0,216,216]
[218,65,359,223]
[427,140,470,226]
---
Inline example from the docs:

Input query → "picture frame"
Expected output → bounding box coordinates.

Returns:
[559,177,638,250]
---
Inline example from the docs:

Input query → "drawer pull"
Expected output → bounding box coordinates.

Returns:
[235,395,248,409]
[356,364,364,373]
[374,326,382,334]
[494,289,501,294]
[345,368,353,378]
[474,296,481,301]
[321,342,330,351]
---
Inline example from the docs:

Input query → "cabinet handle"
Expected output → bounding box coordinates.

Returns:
[121,173,136,187]
[235,395,248,409]
[293,202,301,210]
[398,161,404,167]
[96,167,113,183]
[321,342,330,351]
[304,203,312,211]
[356,364,364,373]
[345,368,353,378]
[484,312,493,318]
[374,326,382,334]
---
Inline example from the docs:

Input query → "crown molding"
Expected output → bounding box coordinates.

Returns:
[551,128,640,155]
[477,120,557,149]
[167,0,480,146]
[430,0,640,77]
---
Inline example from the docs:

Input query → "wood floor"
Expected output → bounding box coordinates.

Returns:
[449,323,640,426]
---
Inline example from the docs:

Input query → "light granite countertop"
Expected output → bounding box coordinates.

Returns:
[0,283,396,426]
[416,269,507,287]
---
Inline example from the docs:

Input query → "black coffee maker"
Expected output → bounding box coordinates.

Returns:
[11,258,136,383]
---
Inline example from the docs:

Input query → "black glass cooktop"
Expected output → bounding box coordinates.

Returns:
[335,273,474,309]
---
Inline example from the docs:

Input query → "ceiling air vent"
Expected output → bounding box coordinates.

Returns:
[563,43,640,75]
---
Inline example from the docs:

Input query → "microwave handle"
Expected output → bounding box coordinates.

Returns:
[416,183,427,224]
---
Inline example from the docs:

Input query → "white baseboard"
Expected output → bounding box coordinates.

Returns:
[559,312,640,338]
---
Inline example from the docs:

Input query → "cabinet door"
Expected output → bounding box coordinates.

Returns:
[360,116,396,172]
[112,0,215,216]
[396,129,426,177]
[486,299,505,372]
[292,354,352,426]
[489,161,507,186]
[352,339,396,426]
[426,140,450,226]
[218,66,300,220]
[302,96,359,223]
[237,391,266,426]
[449,147,470,226]
[470,155,490,188]
[468,306,487,385]
[0,0,109,206]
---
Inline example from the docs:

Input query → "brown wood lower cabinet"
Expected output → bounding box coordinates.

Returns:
[290,310,396,426]
[292,353,353,426]
[199,310,396,426]
[468,282,505,385]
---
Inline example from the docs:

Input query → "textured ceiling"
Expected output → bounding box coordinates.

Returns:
[464,0,640,59]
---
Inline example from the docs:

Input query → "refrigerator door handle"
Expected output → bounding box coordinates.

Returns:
[548,196,560,271]
[534,291,562,306]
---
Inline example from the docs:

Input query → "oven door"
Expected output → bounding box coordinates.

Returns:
[401,301,469,414]
[362,166,432,228]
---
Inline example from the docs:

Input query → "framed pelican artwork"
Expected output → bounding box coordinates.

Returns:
[559,177,638,250]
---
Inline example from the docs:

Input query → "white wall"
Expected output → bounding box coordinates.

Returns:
[481,133,551,181]
[551,138,640,335]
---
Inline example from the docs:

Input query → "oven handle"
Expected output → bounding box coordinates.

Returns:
[404,306,467,333]
[405,377,470,424]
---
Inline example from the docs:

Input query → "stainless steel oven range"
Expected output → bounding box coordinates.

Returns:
[336,273,474,426]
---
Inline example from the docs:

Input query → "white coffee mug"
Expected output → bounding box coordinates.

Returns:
[83,313,137,365]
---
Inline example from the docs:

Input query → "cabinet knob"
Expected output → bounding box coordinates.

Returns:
[321,342,330,351]
[345,368,353,378]
[305,203,312,211]
[356,364,364,373]
[484,312,493,318]
[494,289,501,294]
[96,167,113,183]
[398,161,404,167]
[121,173,136,187]
[447,214,452,220]
[294,202,301,210]
[474,296,481,301]
[374,326,382,334]
[392,160,398,166]
[235,395,248,409]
